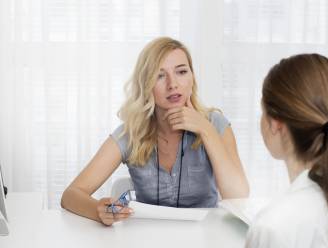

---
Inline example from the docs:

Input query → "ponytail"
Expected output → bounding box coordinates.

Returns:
[309,123,328,203]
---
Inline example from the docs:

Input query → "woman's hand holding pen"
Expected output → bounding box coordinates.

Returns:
[163,97,211,135]
[97,197,133,226]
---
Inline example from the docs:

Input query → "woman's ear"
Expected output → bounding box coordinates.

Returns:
[269,118,284,135]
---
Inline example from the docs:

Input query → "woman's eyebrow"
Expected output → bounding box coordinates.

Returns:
[158,64,188,72]
[175,64,188,68]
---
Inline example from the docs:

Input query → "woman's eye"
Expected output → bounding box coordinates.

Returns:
[178,70,188,75]
[158,73,165,79]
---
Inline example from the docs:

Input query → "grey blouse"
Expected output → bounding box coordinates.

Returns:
[111,111,230,208]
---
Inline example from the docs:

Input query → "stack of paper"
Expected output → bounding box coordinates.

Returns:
[128,201,208,221]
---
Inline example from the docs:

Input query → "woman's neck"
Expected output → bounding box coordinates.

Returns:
[284,155,312,182]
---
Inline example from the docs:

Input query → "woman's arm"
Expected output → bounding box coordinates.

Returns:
[61,137,132,224]
[200,123,249,198]
[164,98,249,199]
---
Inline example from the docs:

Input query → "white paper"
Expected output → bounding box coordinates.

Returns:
[219,198,271,225]
[128,201,208,221]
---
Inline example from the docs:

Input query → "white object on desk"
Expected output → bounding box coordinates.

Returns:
[129,201,208,221]
[219,197,271,225]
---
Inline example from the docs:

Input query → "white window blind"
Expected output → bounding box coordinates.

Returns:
[0,0,183,208]
[220,0,328,196]
[1,0,327,209]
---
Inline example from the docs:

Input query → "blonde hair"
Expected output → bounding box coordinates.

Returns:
[118,37,215,166]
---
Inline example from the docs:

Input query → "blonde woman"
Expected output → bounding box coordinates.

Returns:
[61,37,249,226]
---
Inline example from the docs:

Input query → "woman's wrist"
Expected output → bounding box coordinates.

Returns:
[199,120,217,140]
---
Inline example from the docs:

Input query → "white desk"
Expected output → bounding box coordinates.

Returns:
[1,193,248,248]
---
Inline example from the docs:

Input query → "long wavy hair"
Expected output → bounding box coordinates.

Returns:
[262,53,328,203]
[118,37,214,166]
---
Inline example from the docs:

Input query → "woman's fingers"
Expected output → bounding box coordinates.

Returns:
[163,107,182,120]
[99,197,114,206]
[97,197,133,226]
[166,111,182,122]
[102,214,129,225]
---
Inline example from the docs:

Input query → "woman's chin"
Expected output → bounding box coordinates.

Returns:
[167,101,185,108]
[156,101,185,111]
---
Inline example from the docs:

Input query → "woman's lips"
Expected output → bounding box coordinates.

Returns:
[166,94,182,103]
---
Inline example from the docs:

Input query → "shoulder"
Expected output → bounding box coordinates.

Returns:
[246,197,297,248]
[208,110,230,134]
[110,123,130,163]
[111,124,125,138]
[248,187,328,247]
[258,188,325,227]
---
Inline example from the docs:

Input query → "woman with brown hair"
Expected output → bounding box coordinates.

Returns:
[246,53,328,247]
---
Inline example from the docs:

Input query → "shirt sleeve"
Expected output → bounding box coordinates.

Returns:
[209,111,230,134]
[110,124,130,164]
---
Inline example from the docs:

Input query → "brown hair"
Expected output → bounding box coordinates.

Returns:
[262,53,328,203]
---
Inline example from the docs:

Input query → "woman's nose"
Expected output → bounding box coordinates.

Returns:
[167,74,178,90]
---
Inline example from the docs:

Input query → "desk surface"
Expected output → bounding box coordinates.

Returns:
[1,193,248,248]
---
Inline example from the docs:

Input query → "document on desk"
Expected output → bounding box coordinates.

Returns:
[219,197,271,225]
[128,201,208,221]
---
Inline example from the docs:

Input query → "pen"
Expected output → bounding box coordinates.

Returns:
[106,191,130,214]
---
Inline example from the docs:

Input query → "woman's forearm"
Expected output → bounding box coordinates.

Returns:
[200,123,249,199]
[61,187,101,222]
